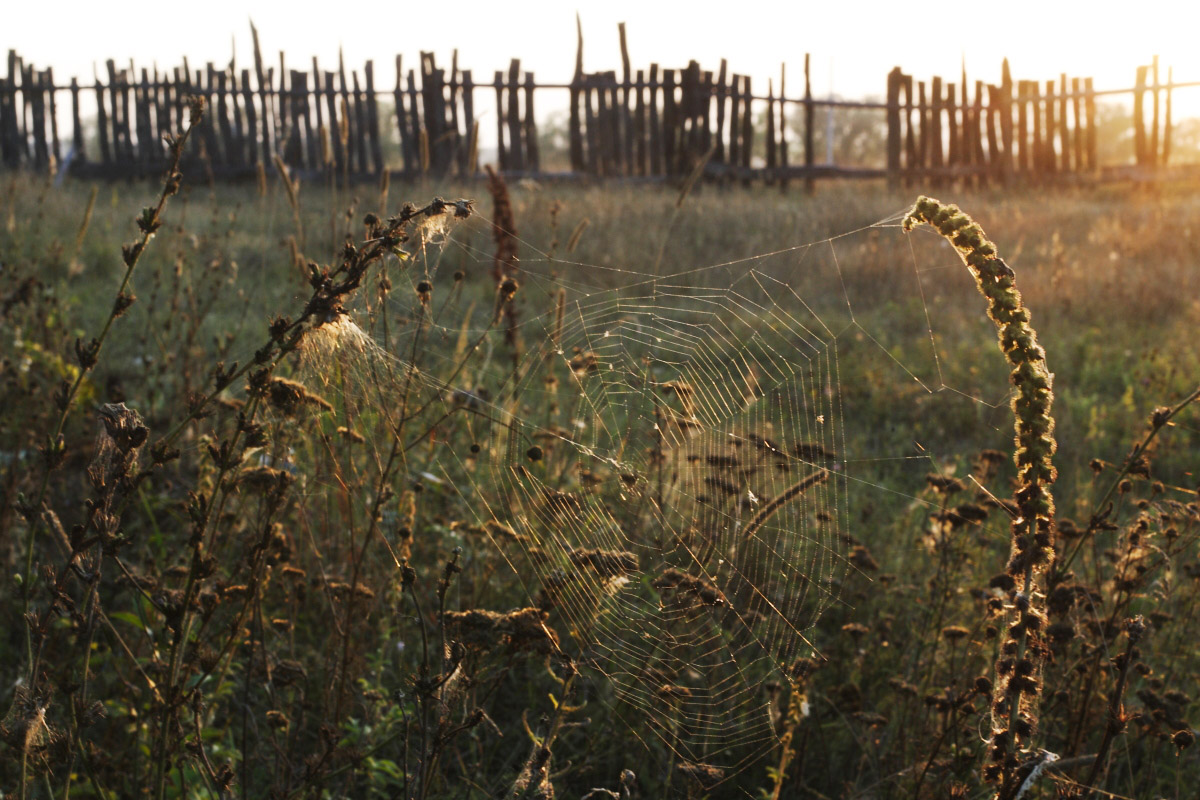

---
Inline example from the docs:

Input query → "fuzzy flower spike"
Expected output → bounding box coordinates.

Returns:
[903,196,1057,798]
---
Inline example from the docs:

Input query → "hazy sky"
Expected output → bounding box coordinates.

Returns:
[8,0,1198,104]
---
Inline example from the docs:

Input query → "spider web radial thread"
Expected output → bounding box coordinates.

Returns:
[473,266,850,767]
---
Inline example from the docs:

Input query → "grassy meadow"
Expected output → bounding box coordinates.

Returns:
[1,156,1198,800]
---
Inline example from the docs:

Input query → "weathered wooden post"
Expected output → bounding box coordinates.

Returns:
[365,60,382,174]
[1071,76,1083,174]
[45,67,60,167]
[930,76,944,172]
[1133,64,1147,166]
[1162,66,1173,166]
[634,68,646,175]
[507,59,523,172]
[70,76,84,160]
[1150,55,1160,168]
[494,70,506,171]
[462,69,476,177]
[1084,77,1097,171]
[1043,79,1057,173]
[779,64,789,190]
[569,14,584,172]
[804,53,814,193]
[1058,74,1071,172]
[524,71,538,173]
[886,66,902,189]
[241,68,258,166]
[251,22,272,166]
[648,64,661,175]
[1000,59,1013,181]
[619,22,633,172]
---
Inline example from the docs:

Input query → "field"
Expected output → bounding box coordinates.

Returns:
[1,144,1199,800]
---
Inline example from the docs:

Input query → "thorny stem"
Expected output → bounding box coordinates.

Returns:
[148,200,470,795]
[20,99,204,670]
[154,402,256,800]
[1056,383,1200,579]
[1081,618,1144,791]
[333,433,405,723]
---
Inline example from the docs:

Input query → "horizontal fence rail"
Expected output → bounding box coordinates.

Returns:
[0,25,1188,187]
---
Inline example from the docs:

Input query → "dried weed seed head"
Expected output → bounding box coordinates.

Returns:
[89,403,150,490]
[265,377,334,417]
[442,607,560,655]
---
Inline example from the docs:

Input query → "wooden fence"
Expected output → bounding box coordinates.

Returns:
[885,56,1178,184]
[0,26,1190,186]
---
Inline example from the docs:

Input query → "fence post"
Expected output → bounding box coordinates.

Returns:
[352,70,369,174]
[917,80,928,176]
[1084,77,1097,171]
[449,51,463,174]
[973,80,986,171]
[1000,59,1013,182]
[618,22,633,171]
[1058,73,1071,172]
[985,83,1000,184]
[1162,66,1173,166]
[31,68,48,170]
[462,69,475,177]
[634,68,646,175]
[596,71,612,175]
[568,14,584,172]
[507,59,523,173]
[158,67,174,158]
[945,80,958,169]
[1071,76,1083,174]
[779,64,788,191]
[45,67,60,167]
[365,60,382,175]
[251,23,272,165]
[659,69,675,175]
[70,77,84,160]
[216,67,237,166]
[405,69,420,174]
[739,75,752,180]
[241,68,258,166]
[803,54,814,193]
[1043,79,1057,173]
[886,66,901,189]
[728,71,741,171]
[648,64,661,176]
[230,68,246,164]
[662,69,677,175]
[766,78,777,184]
[308,59,323,168]
[606,70,622,175]
[0,55,13,167]
[524,71,539,173]
[493,70,506,171]
[930,76,943,173]
[1133,64,1147,166]
[903,74,916,181]
[583,73,598,175]
[1150,55,1160,168]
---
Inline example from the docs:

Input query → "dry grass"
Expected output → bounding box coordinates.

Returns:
[0,163,1197,800]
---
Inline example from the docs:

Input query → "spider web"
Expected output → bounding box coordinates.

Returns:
[293,203,1015,779]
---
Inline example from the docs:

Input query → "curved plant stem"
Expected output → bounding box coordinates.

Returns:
[904,197,1057,799]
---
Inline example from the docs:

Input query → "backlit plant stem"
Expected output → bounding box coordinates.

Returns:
[904,196,1056,798]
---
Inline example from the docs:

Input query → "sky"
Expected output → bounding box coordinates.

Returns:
[8,0,1199,104]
